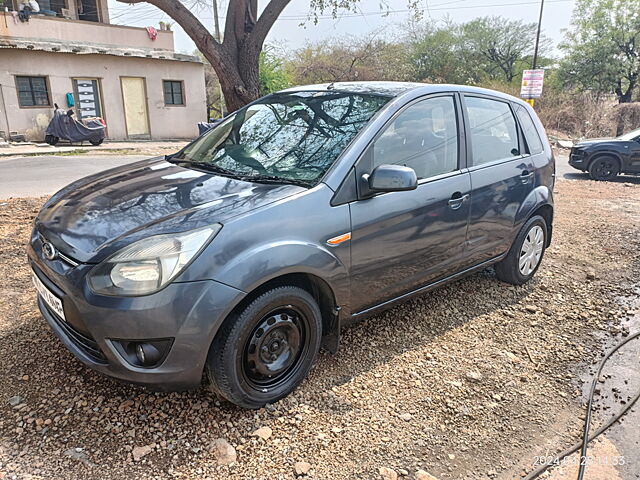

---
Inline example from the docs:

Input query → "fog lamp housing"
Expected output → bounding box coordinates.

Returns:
[111,338,173,368]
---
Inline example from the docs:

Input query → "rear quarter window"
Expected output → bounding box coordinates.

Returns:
[515,105,544,154]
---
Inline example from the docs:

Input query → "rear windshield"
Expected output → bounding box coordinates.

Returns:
[171,91,391,187]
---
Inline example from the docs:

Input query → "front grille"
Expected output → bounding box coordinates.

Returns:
[32,265,107,364]
[570,148,584,162]
[46,305,108,364]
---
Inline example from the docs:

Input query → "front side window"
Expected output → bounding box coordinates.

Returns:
[16,76,50,107]
[370,95,459,180]
[171,91,391,186]
[515,105,543,154]
[465,96,519,166]
[163,80,184,105]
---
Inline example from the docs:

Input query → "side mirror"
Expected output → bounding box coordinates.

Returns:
[365,164,418,193]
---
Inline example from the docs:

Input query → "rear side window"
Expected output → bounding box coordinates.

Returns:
[515,105,544,154]
[371,95,459,180]
[465,96,519,166]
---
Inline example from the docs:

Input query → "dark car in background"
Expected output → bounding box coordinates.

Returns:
[28,82,554,408]
[569,128,640,180]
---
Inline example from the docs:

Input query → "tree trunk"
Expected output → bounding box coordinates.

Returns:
[615,78,635,104]
[116,0,291,113]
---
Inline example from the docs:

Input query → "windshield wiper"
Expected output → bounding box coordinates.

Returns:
[168,158,313,187]
[239,174,313,188]
[170,159,244,178]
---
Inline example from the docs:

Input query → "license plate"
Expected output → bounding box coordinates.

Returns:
[32,270,66,321]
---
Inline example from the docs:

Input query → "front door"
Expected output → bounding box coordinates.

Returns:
[349,94,471,314]
[120,77,150,138]
[73,78,102,120]
[627,137,640,173]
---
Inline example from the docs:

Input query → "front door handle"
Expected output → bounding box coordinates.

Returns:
[448,192,469,210]
[520,170,535,184]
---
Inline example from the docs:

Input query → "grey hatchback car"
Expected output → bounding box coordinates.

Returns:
[28,82,554,408]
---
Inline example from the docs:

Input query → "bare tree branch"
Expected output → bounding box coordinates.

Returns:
[116,0,224,65]
[250,0,291,51]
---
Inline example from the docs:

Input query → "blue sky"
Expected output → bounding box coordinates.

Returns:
[107,0,576,55]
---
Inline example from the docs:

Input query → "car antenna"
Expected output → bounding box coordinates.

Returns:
[327,82,335,90]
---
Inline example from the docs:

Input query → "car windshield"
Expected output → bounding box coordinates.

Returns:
[617,127,640,141]
[170,91,391,187]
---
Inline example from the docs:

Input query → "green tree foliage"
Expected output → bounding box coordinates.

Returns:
[559,0,640,103]
[259,47,293,95]
[408,16,548,85]
[287,35,414,85]
[462,16,547,83]
[409,20,479,84]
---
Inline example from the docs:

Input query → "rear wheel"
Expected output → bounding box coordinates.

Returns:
[588,156,619,181]
[45,135,58,146]
[89,138,104,146]
[206,286,322,408]
[495,215,547,285]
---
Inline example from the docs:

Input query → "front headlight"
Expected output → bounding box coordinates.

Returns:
[88,224,222,296]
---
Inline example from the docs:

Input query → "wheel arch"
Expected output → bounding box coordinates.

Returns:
[216,272,342,354]
[515,186,553,247]
[529,203,553,247]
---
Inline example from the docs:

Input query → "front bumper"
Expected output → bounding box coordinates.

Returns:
[28,244,245,391]
[569,149,587,170]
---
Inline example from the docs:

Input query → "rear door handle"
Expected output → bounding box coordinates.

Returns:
[448,192,469,210]
[521,170,535,183]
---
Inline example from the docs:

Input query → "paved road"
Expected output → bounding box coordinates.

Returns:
[0,155,152,199]
[0,153,634,200]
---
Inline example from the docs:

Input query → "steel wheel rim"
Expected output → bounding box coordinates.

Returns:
[242,306,307,389]
[519,225,544,276]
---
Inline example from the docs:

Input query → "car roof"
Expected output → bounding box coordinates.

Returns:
[280,81,527,105]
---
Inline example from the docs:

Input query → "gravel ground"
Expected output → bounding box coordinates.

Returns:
[0,178,639,480]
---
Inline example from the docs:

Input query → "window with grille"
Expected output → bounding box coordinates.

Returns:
[163,80,184,106]
[16,76,50,107]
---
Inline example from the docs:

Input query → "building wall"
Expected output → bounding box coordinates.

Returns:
[0,49,206,140]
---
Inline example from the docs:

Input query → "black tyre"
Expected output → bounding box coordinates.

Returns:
[89,138,104,146]
[495,215,547,285]
[45,135,59,146]
[206,286,322,408]
[588,156,619,181]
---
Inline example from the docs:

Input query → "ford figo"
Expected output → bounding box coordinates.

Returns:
[29,82,554,408]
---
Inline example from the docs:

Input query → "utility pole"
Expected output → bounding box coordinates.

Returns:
[532,0,545,69]
[213,0,225,116]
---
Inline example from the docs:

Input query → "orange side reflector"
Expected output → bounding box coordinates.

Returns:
[327,232,351,246]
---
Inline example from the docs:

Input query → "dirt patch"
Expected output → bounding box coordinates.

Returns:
[0,179,639,480]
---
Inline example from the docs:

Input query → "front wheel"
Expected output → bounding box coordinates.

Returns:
[45,135,58,146]
[206,286,322,408]
[89,138,104,146]
[588,156,619,181]
[495,215,547,285]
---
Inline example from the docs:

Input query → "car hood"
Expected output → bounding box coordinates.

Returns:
[35,157,306,263]
[575,138,627,147]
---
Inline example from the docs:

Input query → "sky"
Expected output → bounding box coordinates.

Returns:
[107,0,577,56]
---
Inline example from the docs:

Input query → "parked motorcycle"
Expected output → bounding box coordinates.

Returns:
[45,104,106,146]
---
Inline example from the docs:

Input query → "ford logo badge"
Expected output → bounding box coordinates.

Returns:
[42,242,58,261]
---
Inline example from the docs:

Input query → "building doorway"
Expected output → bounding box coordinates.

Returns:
[72,78,103,120]
[120,77,150,138]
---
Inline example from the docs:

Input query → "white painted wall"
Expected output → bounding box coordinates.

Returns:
[0,49,206,141]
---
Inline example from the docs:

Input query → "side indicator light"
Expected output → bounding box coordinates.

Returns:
[327,232,351,246]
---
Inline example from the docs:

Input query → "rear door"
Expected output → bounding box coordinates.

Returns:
[349,94,471,313]
[461,94,535,266]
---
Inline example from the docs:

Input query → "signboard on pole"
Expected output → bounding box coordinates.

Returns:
[520,69,545,99]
